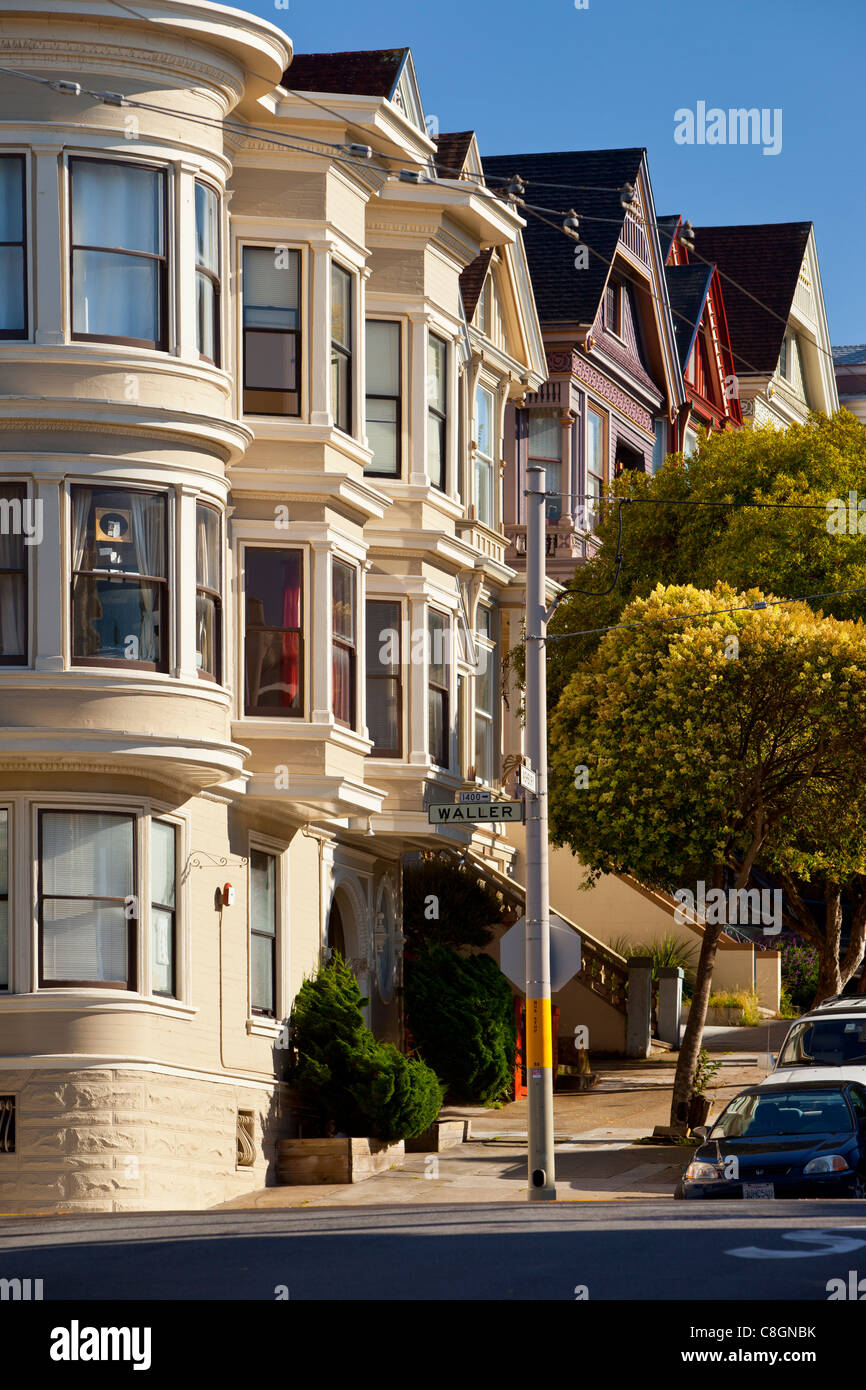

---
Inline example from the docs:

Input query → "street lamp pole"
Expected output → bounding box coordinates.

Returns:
[525,465,556,1201]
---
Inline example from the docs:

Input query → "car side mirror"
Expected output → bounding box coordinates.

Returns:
[770,1054,777,1068]
[692,1125,711,1141]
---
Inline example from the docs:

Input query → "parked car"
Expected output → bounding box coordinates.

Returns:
[768,998,866,1087]
[675,1080,866,1199]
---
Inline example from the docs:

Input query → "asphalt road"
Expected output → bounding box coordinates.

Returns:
[3,1203,866,1300]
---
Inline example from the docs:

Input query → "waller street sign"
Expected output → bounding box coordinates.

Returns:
[427,800,525,825]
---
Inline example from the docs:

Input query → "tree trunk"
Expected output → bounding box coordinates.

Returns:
[812,883,843,1006]
[668,866,725,1135]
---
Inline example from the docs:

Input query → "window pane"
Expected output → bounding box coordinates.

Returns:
[332,643,354,725]
[196,272,217,361]
[331,263,351,348]
[544,460,563,523]
[72,250,161,342]
[475,457,493,527]
[0,808,7,991]
[42,812,133,898]
[476,650,494,716]
[71,161,164,255]
[194,183,219,273]
[366,405,398,475]
[331,347,351,433]
[243,247,299,328]
[332,561,355,642]
[245,329,297,391]
[251,934,275,1014]
[427,414,445,490]
[474,712,492,783]
[0,809,6,897]
[245,548,302,715]
[196,505,219,590]
[246,549,301,629]
[42,899,128,983]
[427,335,446,410]
[0,247,25,333]
[428,610,447,685]
[0,158,23,241]
[366,320,399,395]
[366,601,400,674]
[528,414,561,460]
[0,575,25,659]
[368,678,400,753]
[0,901,6,991]
[246,630,301,712]
[475,385,493,459]
[251,849,276,937]
[151,820,175,909]
[587,408,604,474]
[73,488,166,578]
[151,906,174,996]
[428,688,447,766]
[72,576,162,662]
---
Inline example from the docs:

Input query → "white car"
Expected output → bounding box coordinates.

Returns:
[765,998,866,1087]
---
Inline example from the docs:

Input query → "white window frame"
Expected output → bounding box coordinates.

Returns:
[247,833,287,1034]
[238,239,306,421]
[0,150,31,343]
[474,381,497,529]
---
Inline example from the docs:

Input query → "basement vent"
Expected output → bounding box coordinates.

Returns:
[236,1110,255,1168]
[0,1096,15,1154]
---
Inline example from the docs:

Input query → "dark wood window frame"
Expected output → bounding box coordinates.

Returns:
[195,501,222,684]
[37,808,138,991]
[250,846,278,1018]
[0,481,28,666]
[194,180,221,367]
[69,156,168,351]
[70,484,170,674]
[0,154,27,341]
[242,244,302,417]
[366,598,402,758]
[243,545,305,719]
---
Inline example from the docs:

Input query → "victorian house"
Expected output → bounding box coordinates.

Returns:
[0,4,555,1211]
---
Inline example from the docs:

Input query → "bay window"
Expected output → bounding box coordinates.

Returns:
[71,486,167,670]
[70,158,167,349]
[0,155,26,339]
[195,503,221,682]
[151,819,176,998]
[586,406,606,530]
[0,809,7,990]
[0,483,27,664]
[195,181,220,366]
[38,811,136,988]
[427,334,447,490]
[474,384,495,527]
[332,559,356,728]
[330,263,353,434]
[428,609,450,768]
[528,415,563,524]
[250,848,277,1017]
[366,599,401,757]
[242,246,300,416]
[474,608,496,784]
[244,548,303,716]
[365,320,401,475]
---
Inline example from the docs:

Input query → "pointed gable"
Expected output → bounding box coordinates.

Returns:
[665,263,714,373]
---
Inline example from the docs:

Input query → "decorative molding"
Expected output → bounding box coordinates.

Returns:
[0,38,240,96]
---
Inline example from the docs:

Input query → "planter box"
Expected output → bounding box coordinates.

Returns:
[405,1119,469,1153]
[276,1137,405,1185]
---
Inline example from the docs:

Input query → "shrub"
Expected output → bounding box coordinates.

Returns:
[779,936,820,1012]
[403,945,517,1105]
[401,857,509,953]
[708,988,760,1025]
[288,954,442,1140]
[610,932,698,999]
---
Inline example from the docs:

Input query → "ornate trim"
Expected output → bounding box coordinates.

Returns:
[0,38,241,96]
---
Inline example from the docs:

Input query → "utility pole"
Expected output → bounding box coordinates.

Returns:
[524,465,556,1201]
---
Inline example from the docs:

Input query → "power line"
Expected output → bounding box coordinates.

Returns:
[545,492,835,511]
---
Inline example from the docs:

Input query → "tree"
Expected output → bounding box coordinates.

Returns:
[401,856,512,954]
[548,582,866,1132]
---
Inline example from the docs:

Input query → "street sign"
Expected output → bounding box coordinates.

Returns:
[499,913,582,992]
[517,764,537,793]
[459,789,492,804]
[427,800,525,825]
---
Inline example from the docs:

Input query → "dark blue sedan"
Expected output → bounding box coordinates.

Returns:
[676,1081,866,1199]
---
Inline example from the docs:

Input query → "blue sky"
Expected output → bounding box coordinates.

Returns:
[237,0,865,345]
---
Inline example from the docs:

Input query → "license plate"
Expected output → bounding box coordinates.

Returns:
[743,1182,774,1199]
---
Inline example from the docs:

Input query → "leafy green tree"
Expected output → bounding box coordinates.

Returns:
[403,945,517,1105]
[401,856,511,954]
[288,954,442,1141]
[548,582,866,1131]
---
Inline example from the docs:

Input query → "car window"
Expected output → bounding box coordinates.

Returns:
[778,1018,866,1068]
[848,1087,866,1120]
[710,1090,853,1138]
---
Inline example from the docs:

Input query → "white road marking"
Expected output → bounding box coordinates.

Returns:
[727,1230,866,1260]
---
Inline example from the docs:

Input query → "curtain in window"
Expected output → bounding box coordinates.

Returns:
[129,493,164,662]
[0,524,24,659]
[41,812,133,983]
[71,161,163,342]
[71,490,102,659]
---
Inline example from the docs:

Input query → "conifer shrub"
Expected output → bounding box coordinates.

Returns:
[288,954,442,1141]
[403,945,517,1105]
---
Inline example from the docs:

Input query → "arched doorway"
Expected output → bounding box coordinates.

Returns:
[326,898,347,960]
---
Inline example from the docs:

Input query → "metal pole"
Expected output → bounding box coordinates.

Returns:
[525,465,556,1201]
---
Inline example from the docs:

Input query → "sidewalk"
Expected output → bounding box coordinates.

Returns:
[214,1031,781,1209]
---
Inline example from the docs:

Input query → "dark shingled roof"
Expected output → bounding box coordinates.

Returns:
[435,131,475,180]
[460,247,494,321]
[656,214,681,264]
[482,148,645,325]
[834,344,866,365]
[664,263,714,372]
[693,223,812,374]
[283,48,408,97]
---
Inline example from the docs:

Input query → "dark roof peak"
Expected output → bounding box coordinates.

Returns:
[283,48,410,98]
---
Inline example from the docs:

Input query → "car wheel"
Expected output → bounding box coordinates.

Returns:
[674,1180,684,1200]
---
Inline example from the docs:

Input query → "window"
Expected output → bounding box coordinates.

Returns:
[474,608,496,784]
[605,280,621,334]
[38,811,136,988]
[71,486,167,670]
[195,503,221,682]
[427,334,447,490]
[474,384,496,527]
[585,406,605,530]
[683,425,699,459]
[330,263,353,434]
[428,609,449,768]
[244,548,303,717]
[0,809,7,990]
[651,417,667,474]
[478,275,492,336]
[779,335,788,379]
[365,321,401,475]
[151,820,176,997]
[195,182,220,365]
[366,600,401,757]
[242,246,300,416]
[0,483,27,664]
[0,155,26,339]
[332,559,356,728]
[250,848,277,1017]
[528,415,562,523]
[70,158,167,349]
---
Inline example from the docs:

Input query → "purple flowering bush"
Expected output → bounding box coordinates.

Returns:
[778,936,820,1013]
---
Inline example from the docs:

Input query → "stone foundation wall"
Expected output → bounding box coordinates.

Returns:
[0,1067,290,1213]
